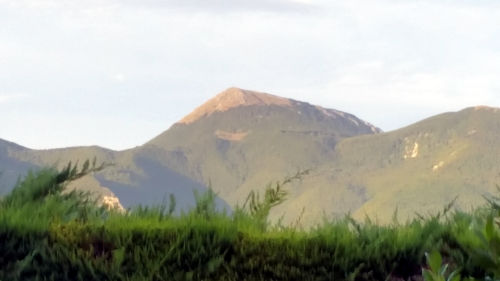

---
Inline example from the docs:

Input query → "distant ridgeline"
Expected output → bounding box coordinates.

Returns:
[1,87,500,225]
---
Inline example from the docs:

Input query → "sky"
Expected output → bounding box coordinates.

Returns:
[1,0,500,150]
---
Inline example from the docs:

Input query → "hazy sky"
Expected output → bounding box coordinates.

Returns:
[1,0,500,150]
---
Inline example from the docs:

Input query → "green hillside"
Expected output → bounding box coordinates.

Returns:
[280,106,500,225]
[145,87,380,206]
[1,88,499,226]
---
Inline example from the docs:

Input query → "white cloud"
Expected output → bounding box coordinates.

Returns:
[112,73,126,83]
[1,0,318,14]
[117,0,318,13]
[0,94,26,104]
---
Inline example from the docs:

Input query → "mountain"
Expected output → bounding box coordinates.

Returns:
[0,139,38,194]
[0,87,379,215]
[1,88,499,225]
[275,106,500,224]
[143,87,380,205]
[0,142,229,212]
[343,106,500,221]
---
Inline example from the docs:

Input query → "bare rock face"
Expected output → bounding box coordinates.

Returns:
[179,87,293,124]
[100,195,126,213]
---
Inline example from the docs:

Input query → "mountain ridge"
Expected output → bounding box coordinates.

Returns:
[1,88,499,225]
[179,87,293,124]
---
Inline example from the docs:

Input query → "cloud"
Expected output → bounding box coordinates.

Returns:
[112,73,126,83]
[0,94,26,104]
[289,58,500,131]
[0,0,319,14]
[117,0,318,13]
[0,96,10,103]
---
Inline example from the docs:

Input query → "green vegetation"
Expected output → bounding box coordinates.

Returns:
[422,250,462,281]
[1,165,500,280]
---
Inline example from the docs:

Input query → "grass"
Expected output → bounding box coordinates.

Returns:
[1,164,500,280]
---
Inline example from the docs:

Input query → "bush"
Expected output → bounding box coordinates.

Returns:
[0,165,499,280]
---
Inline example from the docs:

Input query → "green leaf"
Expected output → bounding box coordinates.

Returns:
[486,215,494,240]
[423,269,436,281]
[447,270,461,281]
[440,263,449,276]
[112,247,125,269]
[426,250,443,274]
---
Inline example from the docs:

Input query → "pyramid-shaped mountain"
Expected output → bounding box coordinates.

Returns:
[0,88,380,215]
[143,87,381,205]
[1,88,499,225]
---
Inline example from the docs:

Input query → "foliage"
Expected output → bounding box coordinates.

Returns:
[467,191,500,280]
[240,170,309,231]
[2,165,500,280]
[422,250,462,281]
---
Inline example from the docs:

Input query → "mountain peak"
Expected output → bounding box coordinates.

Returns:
[471,105,500,112]
[0,138,26,151]
[179,87,292,124]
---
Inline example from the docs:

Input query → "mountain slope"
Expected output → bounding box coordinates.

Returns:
[143,87,381,205]
[0,139,38,194]
[277,106,500,225]
[0,87,379,215]
[347,106,500,221]
[2,88,499,226]
[0,140,230,212]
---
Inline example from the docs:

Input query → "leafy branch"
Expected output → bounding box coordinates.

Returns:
[242,169,309,229]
